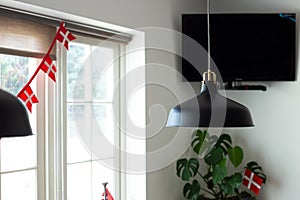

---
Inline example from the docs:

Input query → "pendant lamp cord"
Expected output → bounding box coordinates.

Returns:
[207,0,211,71]
[203,0,216,83]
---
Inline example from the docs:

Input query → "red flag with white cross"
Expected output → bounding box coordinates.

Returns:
[102,188,114,200]
[17,85,39,112]
[56,22,76,50]
[242,168,263,195]
[40,55,57,82]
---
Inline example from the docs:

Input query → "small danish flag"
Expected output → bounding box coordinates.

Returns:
[56,22,76,50]
[41,55,56,82]
[102,188,114,200]
[18,85,39,112]
[242,168,263,195]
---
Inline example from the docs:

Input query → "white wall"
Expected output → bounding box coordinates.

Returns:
[7,0,300,199]
[11,0,204,29]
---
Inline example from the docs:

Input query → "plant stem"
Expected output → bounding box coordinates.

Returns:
[197,172,218,196]
[197,172,206,180]
[201,188,216,197]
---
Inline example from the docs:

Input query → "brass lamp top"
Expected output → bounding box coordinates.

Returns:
[203,69,217,83]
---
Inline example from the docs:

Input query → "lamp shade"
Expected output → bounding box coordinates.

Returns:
[166,81,254,127]
[0,89,32,138]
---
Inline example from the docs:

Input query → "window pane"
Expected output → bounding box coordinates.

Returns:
[67,37,120,200]
[67,104,91,163]
[91,46,115,101]
[1,136,36,172]
[1,170,36,200]
[67,43,90,100]
[93,104,115,147]
[67,43,116,101]
[67,104,116,163]
[67,163,91,200]
[0,53,30,95]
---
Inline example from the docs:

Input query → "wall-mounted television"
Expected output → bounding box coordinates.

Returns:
[182,13,296,83]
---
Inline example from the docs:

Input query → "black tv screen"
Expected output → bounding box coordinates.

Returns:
[182,13,296,82]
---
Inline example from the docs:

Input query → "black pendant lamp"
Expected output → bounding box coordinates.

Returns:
[0,89,32,138]
[166,0,254,128]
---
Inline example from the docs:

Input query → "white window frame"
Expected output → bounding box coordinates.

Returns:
[122,30,146,200]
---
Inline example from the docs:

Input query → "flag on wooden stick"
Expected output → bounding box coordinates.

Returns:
[102,182,114,200]
[242,168,263,195]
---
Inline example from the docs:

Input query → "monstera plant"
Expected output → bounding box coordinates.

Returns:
[176,130,267,200]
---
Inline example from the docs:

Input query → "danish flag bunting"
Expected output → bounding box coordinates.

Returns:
[242,168,263,195]
[17,21,76,112]
[56,22,76,50]
[41,55,57,82]
[18,85,39,113]
[102,188,114,200]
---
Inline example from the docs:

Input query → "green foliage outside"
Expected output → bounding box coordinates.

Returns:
[0,54,29,95]
[67,44,86,99]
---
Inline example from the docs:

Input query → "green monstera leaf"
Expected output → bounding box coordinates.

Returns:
[212,158,227,185]
[204,146,223,166]
[227,173,243,188]
[176,158,199,181]
[215,134,232,155]
[183,180,200,200]
[228,146,244,168]
[221,172,243,195]
[191,130,209,155]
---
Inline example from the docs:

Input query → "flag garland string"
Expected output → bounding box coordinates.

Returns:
[17,22,76,112]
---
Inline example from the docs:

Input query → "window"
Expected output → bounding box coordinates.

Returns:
[0,54,41,200]
[0,36,124,200]
[0,5,146,200]
[58,35,123,200]
[0,12,55,200]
